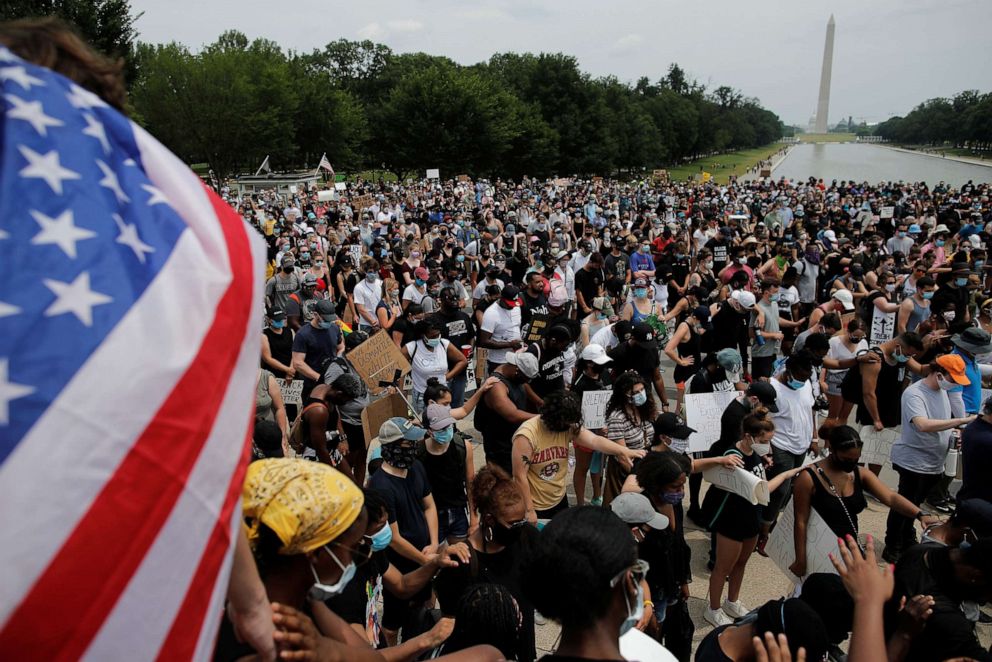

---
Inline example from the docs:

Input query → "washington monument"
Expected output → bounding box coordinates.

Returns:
[814,14,835,133]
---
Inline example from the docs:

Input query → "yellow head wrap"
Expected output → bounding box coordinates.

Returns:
[243,459,364,555]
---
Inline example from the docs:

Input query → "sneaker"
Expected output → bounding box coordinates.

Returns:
[930,499,955,514]
[704,606,733,627]
[590,496,604,506]
[722,599,749,619]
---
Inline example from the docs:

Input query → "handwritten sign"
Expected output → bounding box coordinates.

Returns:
[457,174,470,182]
[347,330,411,395]
[652,169,668,182]
[582,390,612,430]
[348,244,363,269]
[880,206,895,219]
[362,393,410,445]
[352,194,374,211]
[703,466,769,505]
[525,313,550,343]
[334,182,347,191]
[426,168,440,180]
[279,379,304,406]
[766,501,840,584]
[858,425,898,467]
[685,391,741,453]
[870,308,895,346]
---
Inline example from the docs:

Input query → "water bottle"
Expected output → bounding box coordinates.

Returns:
[945,447,960,477]
[755,329,766,346]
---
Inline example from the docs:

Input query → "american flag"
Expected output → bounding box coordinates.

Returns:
[0,46,264,660]
[318,152,334,178]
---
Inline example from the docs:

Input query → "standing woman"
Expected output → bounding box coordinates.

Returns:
[603,372,657,505]
[788,423,939,579]
[663,306,710,412]
[778,267,802,357]
[375,277,403,334]
[401,317,468,414]
[571,344,613,507]
[621,278,662,324]
[824,317,868,422]
[334,253,360,325]
[702,410,804,627]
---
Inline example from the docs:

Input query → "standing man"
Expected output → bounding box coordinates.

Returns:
[291,299,344,401]
[434,286,477,407]
[479,284,524,374]
[884,355,976,562]
[760,350,817,547]
[931,263,973,324]
[353,259,383,333]
[265,255,301,311]
[793,246,821,319]
[608,322,671,411]
[750,277,805,380]
[575,252,606,317]
[473,352,539,474]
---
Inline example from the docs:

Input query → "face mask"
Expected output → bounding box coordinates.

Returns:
[425,337,440,349]
[456,255,465,263]
[976,260,986,270]
[433,426,454,444]
[619,576,645,637]
[944,311,957,322]
[936,239,945,247]
[631,390,648,407]
[415,278,426,287]
[381,443,417,469]
[899,231,907,238]
[893,349,910,363]
[370,523,393,552]
[641,246,651,254]
[365,272,376,283]
[787,373,806,390]
[307,547,356,601]
[318,319,333,329]
[490,520,524,547]
[937,374,958,391]
[884,283,896,293]
[832,457,859,473]
[956,277,968,287]
[768,293,780,302]
[634,288,648,299]
[660,490,684,504]
[283,265,294,273]
[922,291,934,300]
[751,442,771,456]
[270,320,286,329]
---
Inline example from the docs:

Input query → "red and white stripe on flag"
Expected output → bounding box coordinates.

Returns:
[0,122,264,658]
[318,153,334,177]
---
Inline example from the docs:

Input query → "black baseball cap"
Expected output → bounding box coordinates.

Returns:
[654,412,696,439]
[267,307,286,321]
[314,299,337,321]
[631,322,658,349]
[613,320,633,342]
[746,381,779,413]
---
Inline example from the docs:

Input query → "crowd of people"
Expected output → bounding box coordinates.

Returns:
[231,171,992,661]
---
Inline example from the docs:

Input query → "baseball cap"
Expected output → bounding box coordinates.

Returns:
[414,267,430,280]
[731,290,756,310]
[378,417,428,444]
[425,403,457,431]
[691,305,712,329]
[746,381,779,413]
[281,255,295,267]
[613,320,633,342]
[936,353,970,385]
[267,307,287,321]
[302,273,319,287]
[719,226,733,237]
[951,261,972,274]
[715,348,742,373]
[633,277,649,287]
[580,343,613,365]
[610,493,670,530]
[500,284,522,305]
[831,289,855,311]
[631,322,658,349]
[504,351,539,379]
[314,299,337,321]
[654,412,696,439]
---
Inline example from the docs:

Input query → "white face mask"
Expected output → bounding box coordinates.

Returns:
[618,574,644,637]
[750,441,771,456]
[937,374,959,391]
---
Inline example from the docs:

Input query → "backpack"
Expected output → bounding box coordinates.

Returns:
[416,430,467,468]
[839,347,883,405]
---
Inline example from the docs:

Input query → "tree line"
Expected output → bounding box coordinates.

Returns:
[874,90,992,148]
[3,2,785,180]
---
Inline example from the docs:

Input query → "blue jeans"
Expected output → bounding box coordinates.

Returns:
[438,506,469,540]
[448,373,467,408]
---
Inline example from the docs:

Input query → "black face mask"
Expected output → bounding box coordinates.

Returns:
[831,456,859,473]
[489,520,524,547]
[381,443,416,470]
[282,266,294,273]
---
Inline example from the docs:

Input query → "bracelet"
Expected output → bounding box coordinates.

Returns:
[643,600,654,609]
[914,511,924,520]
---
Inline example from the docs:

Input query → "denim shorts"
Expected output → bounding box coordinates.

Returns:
[438,506,469,540]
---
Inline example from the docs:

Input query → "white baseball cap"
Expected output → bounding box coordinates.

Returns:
[731,290,756,310]
[580,343,613,365]
[832,289,855,311]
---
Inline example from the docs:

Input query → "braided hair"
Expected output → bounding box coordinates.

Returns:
[442,583,522,660]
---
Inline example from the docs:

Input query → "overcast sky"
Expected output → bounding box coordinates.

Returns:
[129,0,992,126]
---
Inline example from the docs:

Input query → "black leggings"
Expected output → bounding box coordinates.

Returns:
[884,464,941,552]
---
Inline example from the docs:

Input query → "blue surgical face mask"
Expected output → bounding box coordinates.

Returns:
[975,261,985,270]
[370,523,393,552]
[786,371,805,390]
[365,272,377,283]
[425,337,440,348]
[318,319,333,329]
[433,426,454,444]
[634,288,648,298]
[661,490,684,504]
[956,277,969,287]
[415,278,426,286]
[631,390,648,407]
[936,239,945,247]
[769,293,780,302]
[270,319,286,329]
[456,255,465,263]
[618,576,645,637]
[308,546,357,600]
[922,291,934,300]
[893,349,909,363]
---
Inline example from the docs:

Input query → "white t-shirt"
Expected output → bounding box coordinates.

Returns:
[770,378,815,454]
[402,283,428,305]
[472,277,504,301]
[405,339,450,392]
[591,323,621,349]
[826,335,867,382]
[480,304,521,364]
[353,278,382,322]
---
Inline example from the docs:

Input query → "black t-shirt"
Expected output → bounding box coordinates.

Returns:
[694,625,734,662]
[324,550,390,626]
[262,326,294,378]
[521,292,549,325]
[418,436,468,509]
[367,462,432,566]
[435,309,476,349]
[604,251,629,281]
[575,266,605,307]
[390,316,419,347]
[608,342,660,383]
[526,341,566,397]
[705,238,729,273]
[292,323,340,384]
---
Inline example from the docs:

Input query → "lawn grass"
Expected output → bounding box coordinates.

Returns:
[798,133,855,143]
[666,144,784,184]
[941,147,991,161]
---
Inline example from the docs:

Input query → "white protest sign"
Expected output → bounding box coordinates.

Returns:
[880,206,895,219]
[766,501,839,584]
[582,390,612,430]
[349,244,363,268]
[858,425,898,467]
[703,466,769,505]
[289,185,298,194]
[279,379,304,406]
[869,308,895,346]
[317,190,335,202]
[334,182,347,191]
[685,391,741,453]
[426,168,440,180]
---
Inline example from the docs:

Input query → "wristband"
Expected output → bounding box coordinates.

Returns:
[643,600,654,609]
[914,511,924,520]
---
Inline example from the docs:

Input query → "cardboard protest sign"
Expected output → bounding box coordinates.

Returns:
[759,168,772,178]
[525,314,550,343]
[652,169,668,182]
[278,379,304,406]
[351,194,374,211]
[362,393,410,445]
[766,501,839,584]
[426,168,440,179]
[703,466,769,505]
[581,390,612,430]
[685,391,741,453]
[347,330,411,395]
[457,174,470,182]
[880,206,895,219]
